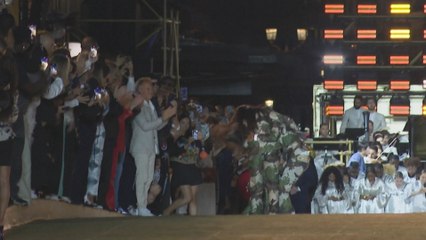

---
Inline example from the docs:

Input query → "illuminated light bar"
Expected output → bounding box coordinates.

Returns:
[423,55,426,64]
[425,4,426,13]
[390,105,410,115]
[390,80,410,90]
[325,4,344,14]
[358,4,377,14]
[390,29,410,39]
[323,55,343,64]
[357,55,376,65]
[423,105,426,116]
[357,29,377,39]
[390,4,411,14]
[390,56,409,65]
[324,29,344,39]
[423,79,426,89]
[357,80,377,90]
[424,30,426,39]
[326,105,344,116]
[323,80,344,90]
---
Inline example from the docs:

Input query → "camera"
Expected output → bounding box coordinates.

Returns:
[28,25,36,40]
[192,129,199,140]
[50,64,57,76]
[40,57,49,71]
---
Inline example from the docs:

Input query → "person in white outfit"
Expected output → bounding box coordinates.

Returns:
[340,95,365,134]
[406,172,426,213]
[130,78,176,216]
[366,97,386,133]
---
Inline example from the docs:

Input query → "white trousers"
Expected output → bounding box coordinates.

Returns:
[133,152,155,209]
[17,99,40,203]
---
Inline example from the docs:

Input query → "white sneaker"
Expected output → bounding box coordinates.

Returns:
[138,207,154,217]
[31,190,38,200]
[127,206,139,216]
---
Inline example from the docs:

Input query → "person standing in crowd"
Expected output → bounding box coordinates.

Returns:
[366,97,386,133]
[404,157,421,185]
[163,114,203,216]
[356,167,387,214]
[0,33,18,240]
[406,171,426,213]
[130,78,176,216]
[312,166,349,214]
[340,95,365,134]
[384,171,411,213]
[232,106,310,214]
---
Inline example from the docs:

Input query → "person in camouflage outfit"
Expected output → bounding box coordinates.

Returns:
[233,106,310,214]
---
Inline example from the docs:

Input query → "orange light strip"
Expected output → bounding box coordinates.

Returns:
[422,105,426,115]
[357,29,377,39]
[358,4,377,14]
[325,4,344,14]
[323,55,343,64]
[357,80,377,90]
[423,55,426,64]
[390,80,410,90]
[324,29,344,39]
[390,106,410,115]
[326,106,344,116]
[357,55,376,65]
[424,30,426,39]
[324,80,344,90]
[424,4,426,14]
[390,56,409,65]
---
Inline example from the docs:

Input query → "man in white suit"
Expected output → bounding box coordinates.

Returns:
[130,78,177,216]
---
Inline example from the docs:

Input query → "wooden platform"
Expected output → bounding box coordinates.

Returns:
[5,213,426,240]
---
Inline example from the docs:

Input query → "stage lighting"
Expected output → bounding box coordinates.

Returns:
[357,29,377,39]
[325,4,344,14]
[297,28,308,41]
[390,96,410,115]
[357,55,376,65]
[323,80,344,90]
[390,80,410,90]
[390,55,409,65]
[357,80,377,90]
[390,4,410,14]
[323,55,343,64]
[390,29,410,39]
[423,55,426,64]
[265,28,277,42]
[358,4,377,14]
[324,29,344,39]
[326,96,344,116]
[265,99,274,108]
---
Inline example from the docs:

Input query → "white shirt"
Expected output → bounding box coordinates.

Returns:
[340,107,365,134]
[369,111,386,132]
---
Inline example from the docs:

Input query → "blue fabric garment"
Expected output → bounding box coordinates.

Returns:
[348,152,366,174]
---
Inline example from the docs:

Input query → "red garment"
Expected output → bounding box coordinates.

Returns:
[237,170,251,202]
[105,109,133,210]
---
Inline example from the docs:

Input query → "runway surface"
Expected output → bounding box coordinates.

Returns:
[6,213,426,240]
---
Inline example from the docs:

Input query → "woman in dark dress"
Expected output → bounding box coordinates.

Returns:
[163,115,203,216]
